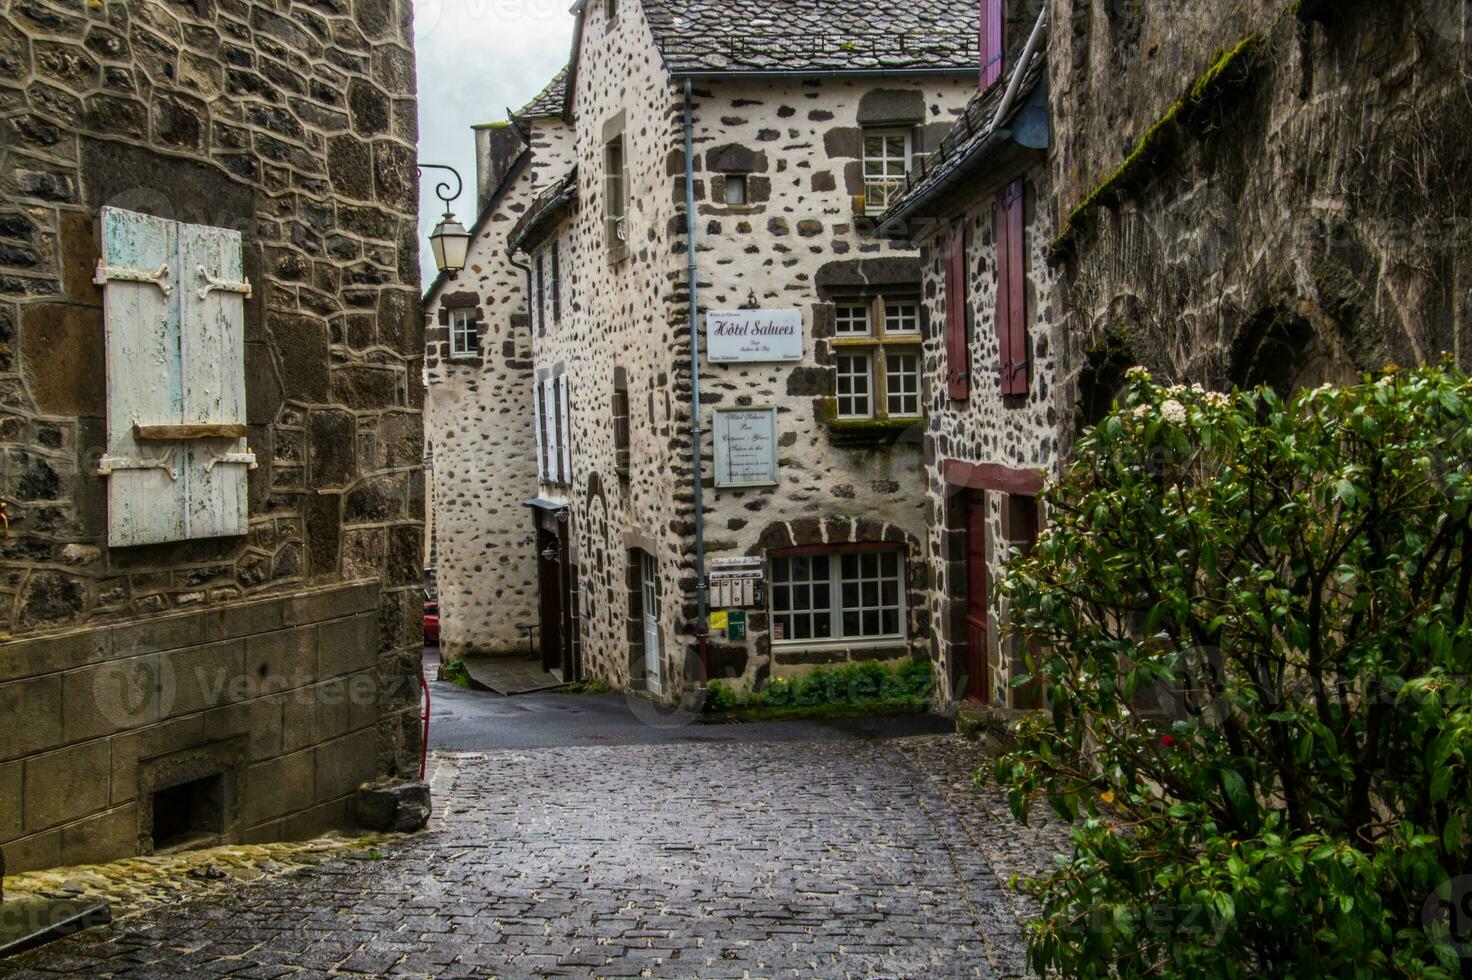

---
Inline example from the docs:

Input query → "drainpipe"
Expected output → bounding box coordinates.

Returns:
[682,78,710,685]
[990,6,1049,130]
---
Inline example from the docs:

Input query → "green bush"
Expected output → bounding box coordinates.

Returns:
[994,364,1472,978]
[703,658,933,715]
[440,658,471,689]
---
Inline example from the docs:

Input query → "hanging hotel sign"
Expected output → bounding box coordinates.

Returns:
[712,406,779,488]
[706,309,803,363]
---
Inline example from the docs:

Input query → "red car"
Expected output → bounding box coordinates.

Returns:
[423,591,440,646]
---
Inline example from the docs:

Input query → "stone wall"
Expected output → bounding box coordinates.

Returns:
[423,112,574,658]
[0,582,382,871]
[0,0,423,869]
[914,159,1064,707]
[515,0,979,697]
[1048,0,1472,419]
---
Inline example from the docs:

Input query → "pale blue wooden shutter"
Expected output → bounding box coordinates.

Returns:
[534,382,547,483]
[179,220,250,539]
[98,208,251,546]
[99,208,187,547]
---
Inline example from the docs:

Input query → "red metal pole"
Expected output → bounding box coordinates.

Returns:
[419,671,431,781]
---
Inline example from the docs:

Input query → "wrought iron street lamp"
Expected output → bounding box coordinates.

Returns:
[419,163,470,274]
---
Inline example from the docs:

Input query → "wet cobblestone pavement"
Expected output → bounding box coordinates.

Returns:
[1,735,1066,978]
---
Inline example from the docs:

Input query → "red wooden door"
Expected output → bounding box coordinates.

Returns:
[965,491,989,702]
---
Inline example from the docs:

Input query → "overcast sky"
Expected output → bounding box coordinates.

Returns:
[414,0,576,285]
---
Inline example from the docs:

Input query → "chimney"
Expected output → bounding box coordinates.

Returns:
[473,122,525,213]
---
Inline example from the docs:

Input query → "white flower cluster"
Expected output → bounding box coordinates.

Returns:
[1125,365,1152,381]
[1160,400,1188,423]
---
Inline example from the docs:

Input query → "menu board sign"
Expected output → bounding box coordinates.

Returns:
[713,407,779,488]
[706,310,804,363]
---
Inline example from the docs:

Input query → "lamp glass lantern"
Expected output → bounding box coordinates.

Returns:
[429,212,470,274]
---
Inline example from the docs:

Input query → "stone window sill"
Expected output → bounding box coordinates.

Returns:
[818,398,925,448]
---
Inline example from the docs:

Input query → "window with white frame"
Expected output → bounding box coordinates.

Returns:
[835,303,871,336]
[835,352,872,418]
[886,351,921,417]
[770,549,905,644]
[862,129,911,213]
[449,308,476,357]
[884,299,920,335]
[829,293,923,421]
[605,134,626,254]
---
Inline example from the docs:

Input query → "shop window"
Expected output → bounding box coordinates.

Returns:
[770,549,905,644]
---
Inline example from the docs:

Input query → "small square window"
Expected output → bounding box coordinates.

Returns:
[835,304,871,336]
[723,175,747,205]
[836,352,873,419]
[449,308,476,357]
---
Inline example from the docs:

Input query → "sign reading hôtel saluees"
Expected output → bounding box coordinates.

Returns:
[706,309,804,363]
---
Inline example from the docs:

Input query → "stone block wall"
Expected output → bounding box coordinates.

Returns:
[0,0,423,869]
[914,159,1064,707]
[0,581,383,872]
[1048,0,1472,415]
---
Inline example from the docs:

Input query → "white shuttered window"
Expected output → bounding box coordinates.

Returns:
[97,207,253,547]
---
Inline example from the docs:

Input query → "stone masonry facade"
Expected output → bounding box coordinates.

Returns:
[423,86,574,659]
[1048,0,1472,410]
[0,0,423,871]
[428,0,983,700]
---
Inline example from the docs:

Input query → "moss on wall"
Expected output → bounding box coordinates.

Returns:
[1048,33,1265,264]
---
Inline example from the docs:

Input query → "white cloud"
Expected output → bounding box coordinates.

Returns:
[414,0,575,285]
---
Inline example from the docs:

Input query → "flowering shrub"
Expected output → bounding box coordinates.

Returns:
[995,364,1472,977]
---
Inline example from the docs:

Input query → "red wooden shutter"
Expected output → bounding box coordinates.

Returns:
[994,191,1013,395]
[945,224,970,401]
[981,0,1004,89]
[1005,178,1028,395]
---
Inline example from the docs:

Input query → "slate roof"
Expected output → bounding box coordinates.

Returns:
[641,0,979,75]
[876,46,1046,232]
[516,66,569,118]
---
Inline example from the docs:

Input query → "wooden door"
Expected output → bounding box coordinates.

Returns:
[640,551,662,695]
[537,526,563,674]
[965,491,990,702]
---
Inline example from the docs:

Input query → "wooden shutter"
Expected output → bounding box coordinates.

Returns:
[101,209,186,546]
[180,221,250,539]
[543,376,560,483]
[996,178,1028,396]
[945,224,970,401]
[533,382,547,483]
[981,0,1004,89]
[99,208,250,547]
[558,373,572,482]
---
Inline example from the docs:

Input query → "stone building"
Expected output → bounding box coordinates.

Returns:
[876,0,1472,708]
[878,0,1057,708]
[0,0,423,871]
[425,0,982,698]
[1047,0,1472,406]
[422,71,574,662]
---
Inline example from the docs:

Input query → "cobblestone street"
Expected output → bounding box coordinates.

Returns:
[1,726,1066,979]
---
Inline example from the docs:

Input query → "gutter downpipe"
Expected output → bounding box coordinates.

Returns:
[683,78,710,685]
[991,7,1049,130]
